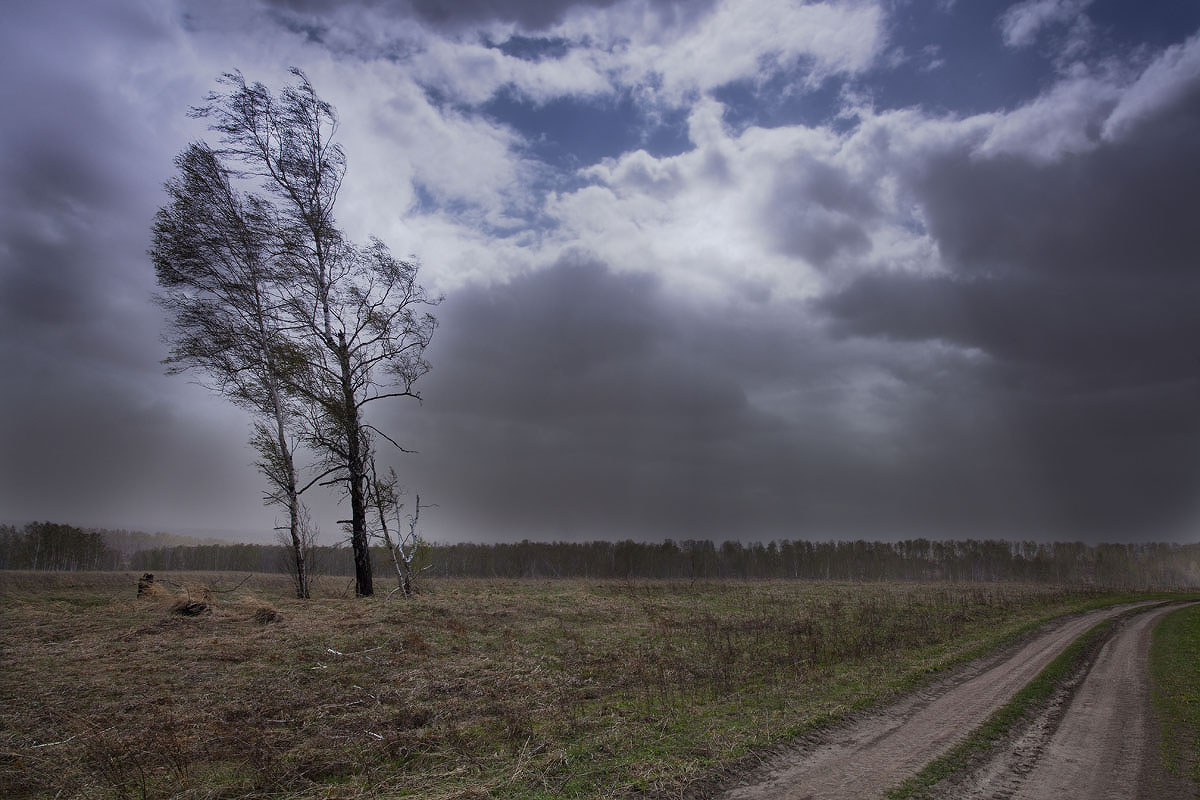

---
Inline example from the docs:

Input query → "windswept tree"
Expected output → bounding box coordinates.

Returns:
[152,142,316,598]
[162,69,437,596]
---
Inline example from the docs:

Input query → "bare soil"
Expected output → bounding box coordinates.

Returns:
[948,603,1197,800]
[717,603,1150,800]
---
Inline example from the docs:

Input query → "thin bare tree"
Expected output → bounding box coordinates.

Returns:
[368,459,428,597]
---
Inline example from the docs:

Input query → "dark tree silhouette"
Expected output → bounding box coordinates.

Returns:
[152,142,316,598]
[171,69,437,596]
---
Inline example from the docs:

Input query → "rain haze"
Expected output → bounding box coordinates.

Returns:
[3,0,1200,545]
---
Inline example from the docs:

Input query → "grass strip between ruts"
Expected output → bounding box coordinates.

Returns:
[884,605,1161,800]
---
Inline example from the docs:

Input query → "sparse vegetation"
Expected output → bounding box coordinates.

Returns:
[1150,602,1200,786]
[0,572,1175,799]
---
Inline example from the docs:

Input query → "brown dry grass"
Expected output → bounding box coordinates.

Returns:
[0,571,1130,800]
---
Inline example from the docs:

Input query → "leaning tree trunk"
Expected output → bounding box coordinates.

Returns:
[338,331,373,597]
[271,407,308,599]
[259,303,309,600]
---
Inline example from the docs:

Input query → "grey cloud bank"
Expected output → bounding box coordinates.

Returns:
[2,0,1199,544]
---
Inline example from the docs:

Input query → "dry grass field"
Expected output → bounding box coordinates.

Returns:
[0,571,1146,799]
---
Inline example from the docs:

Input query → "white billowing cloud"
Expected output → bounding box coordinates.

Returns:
[606,0,886,99]
[970,31,1200,162]
[542,97,910,301]
[399,0,887,107]
[331,63,535,226]
[976,73,1120,162]
[410,37,613,105]
[382,211,545,290]
[998,0,1092,48]
[1103,30,1200,141]
[240,0,885,113]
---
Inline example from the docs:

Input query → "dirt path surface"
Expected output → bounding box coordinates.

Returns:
[957,603,1196,800]
[718,604,1147,800]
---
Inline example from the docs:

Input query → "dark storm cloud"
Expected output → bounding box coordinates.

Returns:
[820,265,1200,396]
[0,3,179,371]
[382,258,787,540]
[920,107,1200,283]
[764,153,878,269]
[261,0,716,33]
[423,260,801,429]
[0,351,262,531]
[0,2,259,532]
[817,61,1200,538]
[825,69,1200,389]
[372,257,1164,542]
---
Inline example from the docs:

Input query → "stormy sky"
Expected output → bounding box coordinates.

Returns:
[3,0,1200,544]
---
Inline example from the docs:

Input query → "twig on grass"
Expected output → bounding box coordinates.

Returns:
[28,733,79,750]
[325,641,392,657]
[26,724,118,751]
[208,573,255,594]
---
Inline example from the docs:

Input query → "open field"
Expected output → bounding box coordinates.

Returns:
[0,572,1185,799]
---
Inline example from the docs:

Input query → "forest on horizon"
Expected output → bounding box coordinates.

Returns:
[1,521,1197,590]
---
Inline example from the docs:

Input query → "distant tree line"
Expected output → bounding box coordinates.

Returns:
[124,537,1200,590]
[0,523,242,572]
[95,528,229,556]
[4,523,1197,590]
[419,538,1200,589]
[0,522,121,572]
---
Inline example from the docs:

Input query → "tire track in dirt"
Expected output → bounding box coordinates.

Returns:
[717,604,1149,800]
[957,603,1196,800]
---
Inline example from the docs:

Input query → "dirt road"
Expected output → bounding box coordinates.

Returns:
[718,604,1149,800]
[958,603,1195,800]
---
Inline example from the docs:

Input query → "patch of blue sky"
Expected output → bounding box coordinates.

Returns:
[480,87,692,170]
[1088,0,1200,50]
[711,67,844,133]
[411,177,555,239]
[707,1,1049,135]
[872,0,1050,115]
[489,33,573,61]
[869,0,1200,117]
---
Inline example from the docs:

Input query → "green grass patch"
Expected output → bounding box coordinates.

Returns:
[886,614,1123,799]
[1149,602,1200,786]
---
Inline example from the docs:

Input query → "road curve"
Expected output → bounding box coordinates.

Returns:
[1003,603,1195,800]
[718,604,1148,800]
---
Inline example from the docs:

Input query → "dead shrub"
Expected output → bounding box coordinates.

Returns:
[170,598,211,617]
[137,572,158,597]
[252,604,281,624]
[137,581,169,601]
